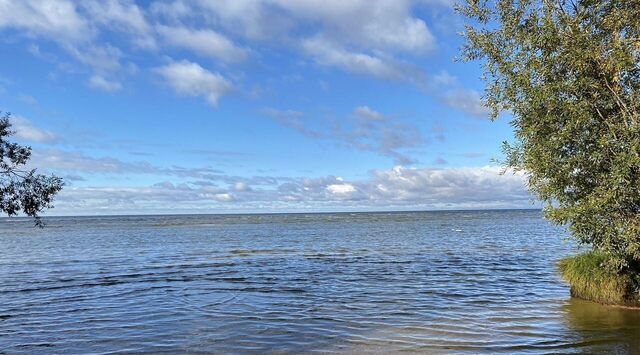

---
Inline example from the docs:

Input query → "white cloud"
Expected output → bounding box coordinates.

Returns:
[157,25,247,63]
[50,165,532,215]
[442,89,492,118]
[11,116,59,144]
[154,0,433,82]
[234,182,251,192]
[155,60,232,106]
[88,75,122,92]
[81,0,155,49]
[302,36,418,82]
[0,0,92,44]
[0,0,142,89]
[0,0,447,99]
[187,0,294,41]
[365,166,530,207]
[432,70,457,86]
[327,183,356,195]
[214,193,234,202]
[354,106,384,120]
[273,0,435,52]
[68,44,123,74]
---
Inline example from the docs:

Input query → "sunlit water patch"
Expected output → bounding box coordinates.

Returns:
[1,211,639,353]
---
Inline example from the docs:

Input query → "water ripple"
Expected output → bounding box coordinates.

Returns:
[1,211,639,353]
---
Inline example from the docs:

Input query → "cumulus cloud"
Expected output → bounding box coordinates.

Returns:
[51,165,532,215]
[327,182,357,197]
[155,60,232,106]
[25,145,531,214]
[157,25,248,63]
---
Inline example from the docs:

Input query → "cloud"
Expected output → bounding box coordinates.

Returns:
[234,182,252,192]
[1,0,447,101]
[88,75,122,92]
[67,44,124,74]
[302,36,423,82]
[0,0,92,45]
[338,106,424,164]
[18,94,39,106]
[50,165,533,215]
[262,105,424,165]
[157,25,248,63]
[432,70,457,86]
[153,0,433,82]
[327,182,357,197]
[155,60,232,106]
[261,108,322,138]
[164,0,433,53]
[11,116,59,144]
[0,0,164,96]
[364,166,529,207]
[180,0,293,41]
[278,0,435,52]
[0,0,143,87]
[353,106,384,120]
[30,149,158,174]
[433,157,447,165]
[27,149,288,188]
[442,89,491,118]
[80,0,155,49]
[463,152,484,158]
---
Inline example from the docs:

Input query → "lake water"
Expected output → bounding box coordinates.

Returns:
[1,210,639,353]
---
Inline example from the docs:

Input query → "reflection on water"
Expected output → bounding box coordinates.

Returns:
[563,298,640,353]
[1,210,639,353]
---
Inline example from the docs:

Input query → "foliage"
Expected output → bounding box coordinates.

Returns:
[559,252,640,306]
[0,112,63,226]
[459,0,640,271]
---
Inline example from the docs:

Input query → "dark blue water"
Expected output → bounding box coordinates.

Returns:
[1,210,639,353]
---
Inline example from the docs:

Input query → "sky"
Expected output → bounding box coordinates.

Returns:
[0,0,534,215]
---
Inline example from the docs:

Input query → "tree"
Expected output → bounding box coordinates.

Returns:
[1,112,63,226]
[459,1,640,271]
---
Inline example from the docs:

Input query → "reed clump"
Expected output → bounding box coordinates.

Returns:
[559,252,640,307]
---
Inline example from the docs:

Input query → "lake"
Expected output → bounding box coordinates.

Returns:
[1,210,639,353]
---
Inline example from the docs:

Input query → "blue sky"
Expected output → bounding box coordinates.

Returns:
[0,0,532,215]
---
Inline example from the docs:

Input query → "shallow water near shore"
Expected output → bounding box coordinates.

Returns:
[1,210,639,353]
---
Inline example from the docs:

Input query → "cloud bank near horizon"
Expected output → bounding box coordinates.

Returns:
[50,162,533,215]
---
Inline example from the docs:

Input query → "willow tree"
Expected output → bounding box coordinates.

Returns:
[1,112,63,226]
[460,1,640,272]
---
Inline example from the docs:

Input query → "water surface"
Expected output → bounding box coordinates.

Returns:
[1,210,639,353]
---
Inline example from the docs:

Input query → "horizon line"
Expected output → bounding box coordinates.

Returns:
[2,207,543,219]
